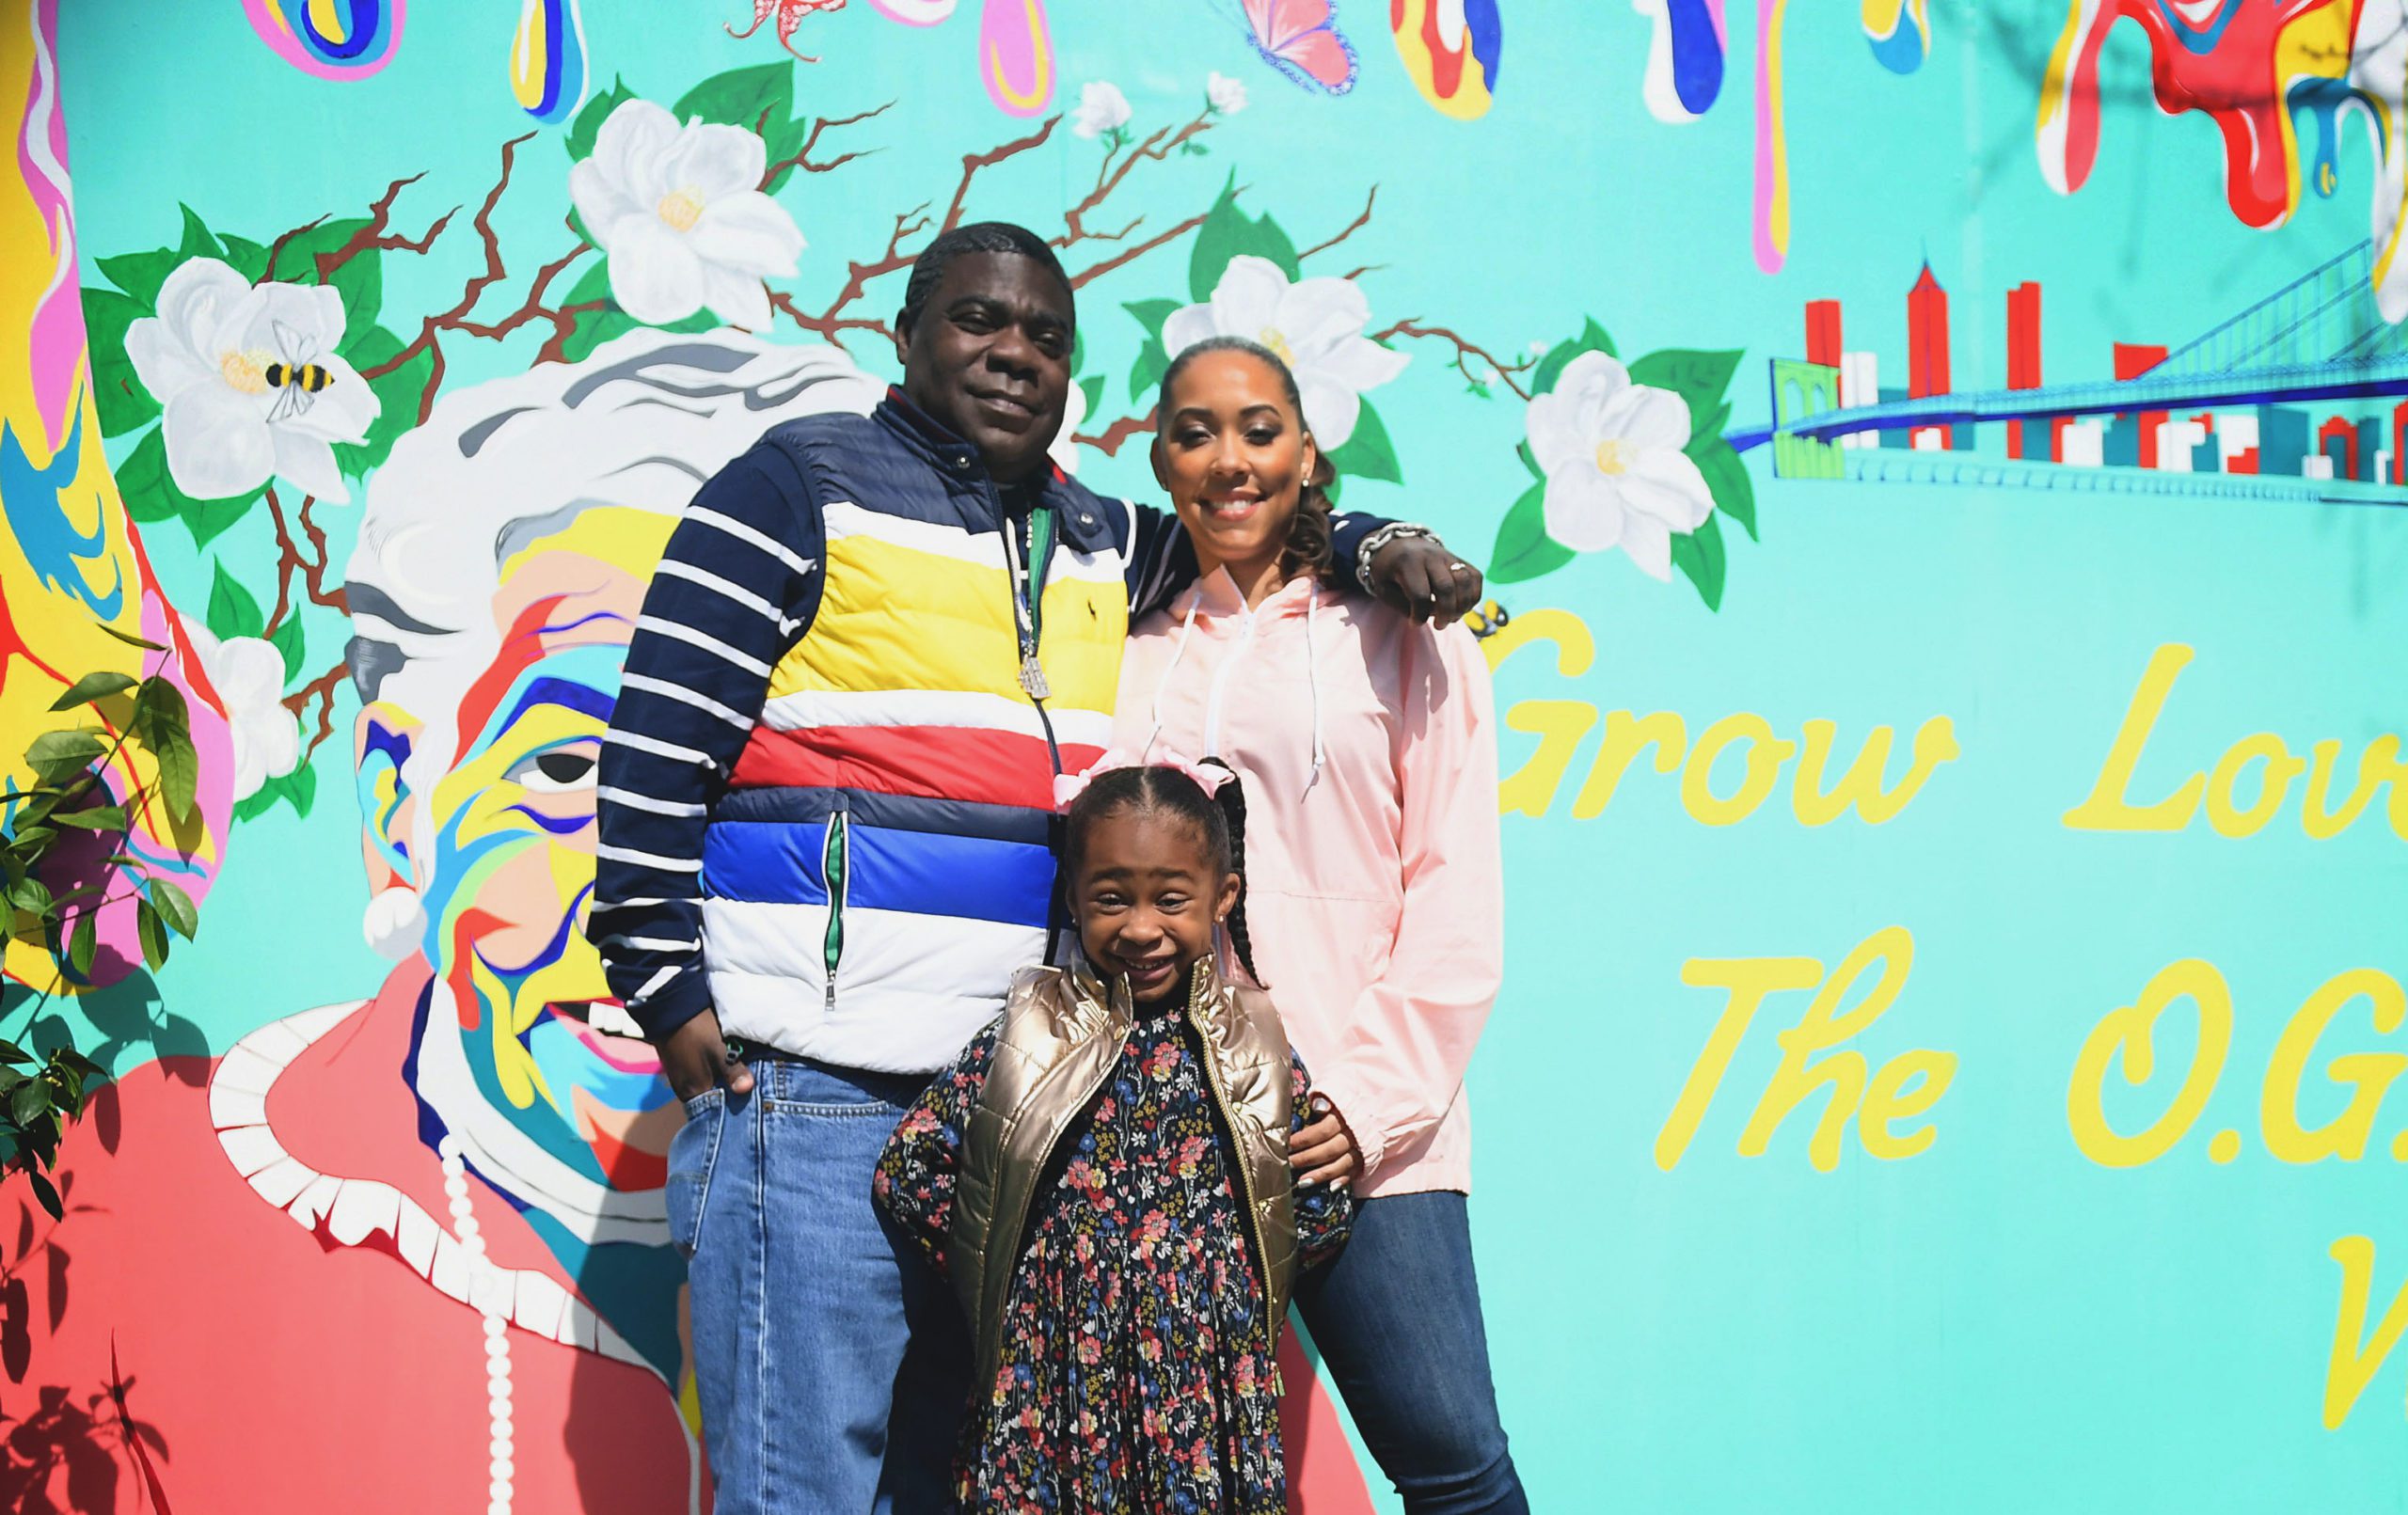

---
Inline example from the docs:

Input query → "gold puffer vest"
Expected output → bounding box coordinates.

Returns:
[946,957,1299,1388]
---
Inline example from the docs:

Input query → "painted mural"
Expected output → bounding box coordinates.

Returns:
[5,1,2407,1511]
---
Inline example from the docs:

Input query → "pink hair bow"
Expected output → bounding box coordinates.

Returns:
[1053,748,1230,813]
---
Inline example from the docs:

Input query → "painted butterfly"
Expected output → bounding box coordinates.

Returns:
[1218,0,1358,95]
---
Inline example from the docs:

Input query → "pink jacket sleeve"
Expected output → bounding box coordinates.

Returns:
[1308,623,1504,1178]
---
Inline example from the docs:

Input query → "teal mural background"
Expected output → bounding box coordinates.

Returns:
[9,2,2408,1509]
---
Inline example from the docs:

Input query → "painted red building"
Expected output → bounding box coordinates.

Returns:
[1909,262,1952,448]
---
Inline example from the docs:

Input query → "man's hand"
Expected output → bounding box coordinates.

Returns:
[1291,1095,1363,1187]
[658,1010,755,1104]
[1368,533,1483,628]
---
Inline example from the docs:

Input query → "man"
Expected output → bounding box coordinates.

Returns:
[592,221,1481,1509]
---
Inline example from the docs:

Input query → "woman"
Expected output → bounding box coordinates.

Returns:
[1115,336,1528,1514]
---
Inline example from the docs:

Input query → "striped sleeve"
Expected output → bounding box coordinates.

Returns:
[1122,500,1403,617]
[593,449,822,1040]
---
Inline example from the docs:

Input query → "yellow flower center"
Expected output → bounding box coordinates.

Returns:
[1257,326,1296,367]
[218,348,272,394]
[657,186,705,232]
[1593,438,1633,475]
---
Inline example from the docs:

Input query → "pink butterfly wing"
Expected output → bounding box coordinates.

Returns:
[1240,0,1355,92]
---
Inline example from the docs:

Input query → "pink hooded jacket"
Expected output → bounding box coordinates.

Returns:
[1114,567,1503,1198]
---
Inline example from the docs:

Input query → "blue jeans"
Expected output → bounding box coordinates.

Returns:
[669,1059,969,1514]
[1292,1191,1529,1515]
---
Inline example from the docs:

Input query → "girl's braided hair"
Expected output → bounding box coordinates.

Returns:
[1060,760,1264,987]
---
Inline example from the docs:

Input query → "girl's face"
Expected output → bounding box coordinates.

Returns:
[1070,807,1241,1002]
[1152,349,1318,582]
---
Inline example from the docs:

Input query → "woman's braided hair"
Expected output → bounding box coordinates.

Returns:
[1061,760,1264,987]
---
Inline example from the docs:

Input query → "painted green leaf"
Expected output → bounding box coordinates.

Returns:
[1124,299,1180,339]
[566,76,640,162]
[1078,375,1103,419]
[1187,178,1301,303]
[334,326,434,478]
[48,673,136,712]
[674,62,796,137]
[219,233,273,284]
[1690,437,1756,542]
[1516,439,1544,481]
[174,204,224,263]
[81,289,158,437]
[186,493,257,549]
[1129,337,1169,403]
[147,876,198,939]
[205,561,264,641]
[263,217,371,285]
[270,613,307,686]
[115,429,176,522]
[97,247,178,309]
[1669,511,1727,611]
[327,246,382,337]
[1489,481,1574,585]
[1531,317,1618,397]
[1629,349,1745,431]
[557,260,638,365]
[1326,400,1402,484]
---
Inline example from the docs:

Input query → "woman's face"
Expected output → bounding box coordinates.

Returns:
[1152,348,1319,580]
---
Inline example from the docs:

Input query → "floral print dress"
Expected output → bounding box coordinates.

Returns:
[876,992,1353,1513]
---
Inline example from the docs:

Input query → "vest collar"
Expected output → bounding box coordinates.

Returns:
[874,387,1114,552]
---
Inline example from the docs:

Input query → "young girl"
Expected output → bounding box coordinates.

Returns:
[874,755,1354,1512]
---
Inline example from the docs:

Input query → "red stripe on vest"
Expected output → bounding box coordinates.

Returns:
[729,724,1105,811]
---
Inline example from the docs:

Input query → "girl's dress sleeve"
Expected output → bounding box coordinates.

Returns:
[873,1017,1000,1277]
[1289,1051,1355,1270]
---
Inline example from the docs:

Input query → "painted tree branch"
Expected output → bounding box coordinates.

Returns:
[1070,412,1157,457]
[296,495,344,612]
[759,102,895,188]
[265,170,458,282]
[941,118,1059,233]
[1373,319,1537,401]
[1070,210,1212,289]
[1054,109,1217,249]
[456,235,593,348]
[1298,188,1377,263]
[361,132,541,422]
[282,664,348,762]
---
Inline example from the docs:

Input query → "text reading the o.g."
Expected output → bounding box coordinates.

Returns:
[1483,610,1958,826]
[2068,959,2408,1169]
[1656,926,1956,1173]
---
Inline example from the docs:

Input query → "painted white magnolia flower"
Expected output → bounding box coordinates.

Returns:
[1162,256,1409,447]
[1049,375,1089,476]
[568,97,805,330]
[1207,71,1249,115]
[1069,80,1132,139]
[124,258,378,505]
[1525,350,1715,581]
[183,622,301,800]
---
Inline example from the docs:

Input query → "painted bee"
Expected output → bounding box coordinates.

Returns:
[264,323,335,423]
[1464,599,1511,640]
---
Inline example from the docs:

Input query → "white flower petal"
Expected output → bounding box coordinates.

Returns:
[1206,257,1289,343]
[1619,447,1717,530]
[592,98,681,205]
[1541,463,1628,554]
[272,427,349,504]
[1310,334,1410,394]
[229,724,265,800]
[689,193,805,276]
[1620,513,1675,581]
[1160,303,1222,360]
[124,317,213,402]
[155,259,252,355]
[203,285,274,365]
[1275,276,1372,361]
[606,219,707,325]
[1207,71,1248,114]
[1296,372,1361,449]
[1599,384,1694,452]
[239,282,341,362]
[699,261,770,330]
[1524,388,1589,475]
[568,159,642,245]
[252,704,303,781]
[664,122,768,200]
[162,383,275,500]
[214,638,286,705]
[1556,350,1631,407]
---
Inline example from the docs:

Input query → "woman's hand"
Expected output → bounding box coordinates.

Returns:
[1291,1094,1363,1186]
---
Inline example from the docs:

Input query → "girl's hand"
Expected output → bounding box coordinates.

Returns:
[1291,1095,1362,1187]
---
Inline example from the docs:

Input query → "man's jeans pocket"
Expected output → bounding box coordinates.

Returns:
[667,1088,725,1260]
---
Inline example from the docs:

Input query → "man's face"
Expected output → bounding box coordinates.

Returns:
[897,250,1075,481]
[382,505,681,1196]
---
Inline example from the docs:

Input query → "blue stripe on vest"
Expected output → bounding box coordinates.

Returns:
[704,819,1055,928]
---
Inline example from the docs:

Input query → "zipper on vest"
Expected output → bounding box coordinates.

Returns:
[1189,964,1272,1313]
[821,809,849,1010]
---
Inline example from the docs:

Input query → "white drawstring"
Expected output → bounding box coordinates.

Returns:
[1143,595,1201,761]
[1303,579,1324,794]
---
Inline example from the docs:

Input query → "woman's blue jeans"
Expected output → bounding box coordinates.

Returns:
[1293,1191,1530,1514]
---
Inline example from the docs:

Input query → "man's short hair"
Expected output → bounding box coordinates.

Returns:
[896,221,1073,337]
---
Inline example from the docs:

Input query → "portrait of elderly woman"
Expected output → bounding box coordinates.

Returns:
[7,332,881,1512]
